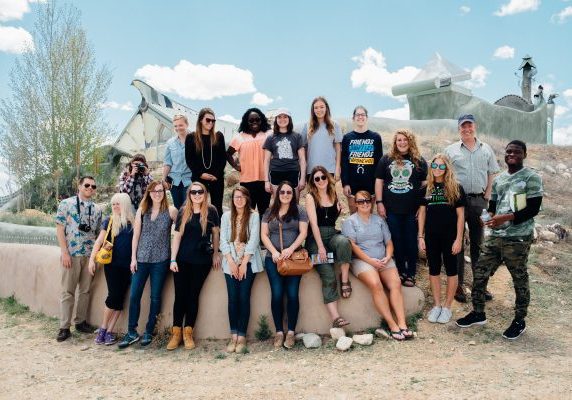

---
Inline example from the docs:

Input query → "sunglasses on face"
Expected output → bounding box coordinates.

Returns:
[431,163,447,170]
[313,175,327,183]
[190,189,205,195]
[204,117,216,123]
[279,190,293,195]
[83,183,97,189]
[355,198,371,205]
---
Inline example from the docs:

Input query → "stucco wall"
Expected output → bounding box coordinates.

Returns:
[0,243,424,338]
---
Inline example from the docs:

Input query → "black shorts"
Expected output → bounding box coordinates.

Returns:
[270,170,299,187]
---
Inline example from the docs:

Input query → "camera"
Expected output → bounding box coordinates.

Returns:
[78,223,91,233]
[198,240,214,255]
[136,162,146,174]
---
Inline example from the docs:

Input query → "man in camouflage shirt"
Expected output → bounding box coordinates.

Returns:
[456,140,543,340]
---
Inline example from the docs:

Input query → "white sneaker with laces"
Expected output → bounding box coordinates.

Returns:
[427,306,442,323]
[437,307,452,324]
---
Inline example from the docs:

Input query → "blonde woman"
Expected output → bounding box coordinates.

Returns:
[89,193,134,345]
[374,130,428,287]
[163,114,192,209]
[167,182,221,350]
[418,154,466,324]
[220,186,263,353]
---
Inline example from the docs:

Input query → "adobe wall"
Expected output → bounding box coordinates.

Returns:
[0,243,424,338]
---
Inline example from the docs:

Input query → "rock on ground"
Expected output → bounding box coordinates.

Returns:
[302,333,322,349]
[375,329,390,339]
[352,334,373,346]
[329,328,345,340]
[336,336,353,351]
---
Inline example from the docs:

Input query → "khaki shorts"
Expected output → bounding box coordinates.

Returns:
[351,258,396,277]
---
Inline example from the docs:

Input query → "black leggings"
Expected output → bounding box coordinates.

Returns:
[240,181,270,216]
[172,262,211,327]
[199,178,224,218]
[425,232,458,277]
[104,265,132,310]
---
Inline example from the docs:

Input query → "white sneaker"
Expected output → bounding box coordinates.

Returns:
[427,306,442,323]
[437,307,452,324]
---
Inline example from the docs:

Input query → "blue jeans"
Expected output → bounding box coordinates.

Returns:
[265,257,301,333]
[386,212,418,279]
[224,263,255,336]
[128,260,169,335]
[170,182,188,210]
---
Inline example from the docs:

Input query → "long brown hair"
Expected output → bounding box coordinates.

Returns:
[307,166,337,206]
[425,154,461,205]
[179,182,211,236]
[230,186,253,243]
[308,96,335,139]
[389,129,423,168]
[193,108,219,152]
[139,181,169,215]
[266,181,299,223]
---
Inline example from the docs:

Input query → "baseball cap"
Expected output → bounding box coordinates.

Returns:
[275,108,291,117]
[458,114,476,126]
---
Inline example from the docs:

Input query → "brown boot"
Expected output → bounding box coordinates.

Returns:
[166,327,182,350]
[183,326,195,350]
[235,336,247,353]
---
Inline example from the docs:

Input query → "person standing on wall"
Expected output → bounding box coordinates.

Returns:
[185,108,227,217]
[341,106,383,213]
[227,108,272,217]
[163,114,193,209]
[445,114,500,303]
[55,176,103,342]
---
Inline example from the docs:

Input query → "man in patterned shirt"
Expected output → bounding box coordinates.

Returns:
[456,140,543,340]
[55,176,102,342]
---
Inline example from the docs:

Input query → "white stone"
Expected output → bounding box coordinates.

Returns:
[329,328,346,340]
[375,329,390,339]
[352,334,373,346]
[544,165,556,174]
[302,333,322,349]
[539,230,559,243]
[556,163,567,172]
[468,340,476,346]
[336,336,353,351]
[295,333,306,340]
[562,172,571,179]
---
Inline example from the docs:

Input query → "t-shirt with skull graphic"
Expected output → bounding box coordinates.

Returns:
[375,154,428,214]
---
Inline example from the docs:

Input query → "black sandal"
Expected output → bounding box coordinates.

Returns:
[332,317,350,328]
[340,274,352,299]
[402,276,416,287]
[400,327,414,340]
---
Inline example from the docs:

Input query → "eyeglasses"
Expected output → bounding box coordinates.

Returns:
[279,190,293,195]
[233,195,246,200]
[204,118,216,123]
[313,175,327,182]
[354,113,367,118]
[151,189,164,194]
[355,198,371,205]
[190,189,205,195]
[431,163,447,170]
[83,183,97,189]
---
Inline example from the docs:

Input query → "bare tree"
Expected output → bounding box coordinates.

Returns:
[0,2,112,209]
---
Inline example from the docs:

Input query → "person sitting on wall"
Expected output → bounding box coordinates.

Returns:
[119,153,154,210]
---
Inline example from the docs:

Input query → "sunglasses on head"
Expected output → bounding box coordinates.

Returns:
[279,190,293,195]
[355,198,371,205]
[313,175,328,182]
[83,183,97,189]
[204,117,216,123]
[431,163,447,170]
[190,189,205,195]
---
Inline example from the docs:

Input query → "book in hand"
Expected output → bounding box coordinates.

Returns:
[310,252,334,264]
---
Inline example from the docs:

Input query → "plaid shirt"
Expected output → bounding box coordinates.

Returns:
[118,170,153,208]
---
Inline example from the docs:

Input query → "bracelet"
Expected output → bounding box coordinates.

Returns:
[170,260,177,263]
[418,236,424,239]
[376,200,383,204]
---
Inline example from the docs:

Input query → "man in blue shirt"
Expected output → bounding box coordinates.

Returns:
[163,114,193,209]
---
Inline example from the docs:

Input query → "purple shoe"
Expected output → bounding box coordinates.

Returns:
[94,328,107,345]
[104,332,118,345]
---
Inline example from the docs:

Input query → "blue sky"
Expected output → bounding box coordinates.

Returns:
[1,0,572,146]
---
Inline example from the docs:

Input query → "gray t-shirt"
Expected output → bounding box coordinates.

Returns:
[262,206,308,256]
[301,122,343,174]
[342,213,391,259]
[263,132,305,172]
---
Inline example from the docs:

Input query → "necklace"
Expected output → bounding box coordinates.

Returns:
[201,137,213,170]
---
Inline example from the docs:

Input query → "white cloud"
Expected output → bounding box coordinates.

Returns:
[552,6,572,23]
[494,0,540,16]
[350,47,420,97]
[99,101,134,111]
[0,0,30,21]
[493,45,515,59]
[555,105,569,117]
[250,92,274,106]
[0,25,34,53]
[459,6,471,15]
[218,114,240,125]
[563,88,572,103]
[554,124,572,145]
[374,104,410,120]
[134,60,257,101]
[461,65,490,89]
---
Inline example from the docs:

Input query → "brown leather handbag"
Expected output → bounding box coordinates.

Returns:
[277,222,312,276]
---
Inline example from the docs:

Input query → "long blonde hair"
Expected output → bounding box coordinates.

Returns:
[389,129,423,168]
[307,166,337,206]
[179,182,210,236]
[425,154,461,205]
[307,96,335,139]
[109,193,134,237]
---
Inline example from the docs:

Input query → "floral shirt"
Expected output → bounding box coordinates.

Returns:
[55,195,102,256]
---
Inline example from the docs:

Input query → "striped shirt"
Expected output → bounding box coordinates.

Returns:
[445,138,500,194]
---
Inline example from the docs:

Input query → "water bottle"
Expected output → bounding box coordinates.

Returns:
[480,209,491,223]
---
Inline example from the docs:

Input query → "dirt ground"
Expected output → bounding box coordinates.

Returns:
[1,242,570,400]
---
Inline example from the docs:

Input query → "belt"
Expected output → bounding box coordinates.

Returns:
[467,193,484,197]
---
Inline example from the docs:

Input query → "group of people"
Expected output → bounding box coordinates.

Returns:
[54,97,543,350]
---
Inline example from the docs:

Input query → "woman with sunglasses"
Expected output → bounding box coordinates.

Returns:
[220,186,263,353]
[167,182,221,350]
[227,108,272,216]
[261,181,309,349]
[341,106,383,213]
[89,193,134,346]
[118,181,178,349]
[374,129,427,287]
[305,166,352,328]
[263,108,306,197]
[301,97,343,181]
[341,191,413,340]
[185,108,227,217]
[418,155,466,324]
